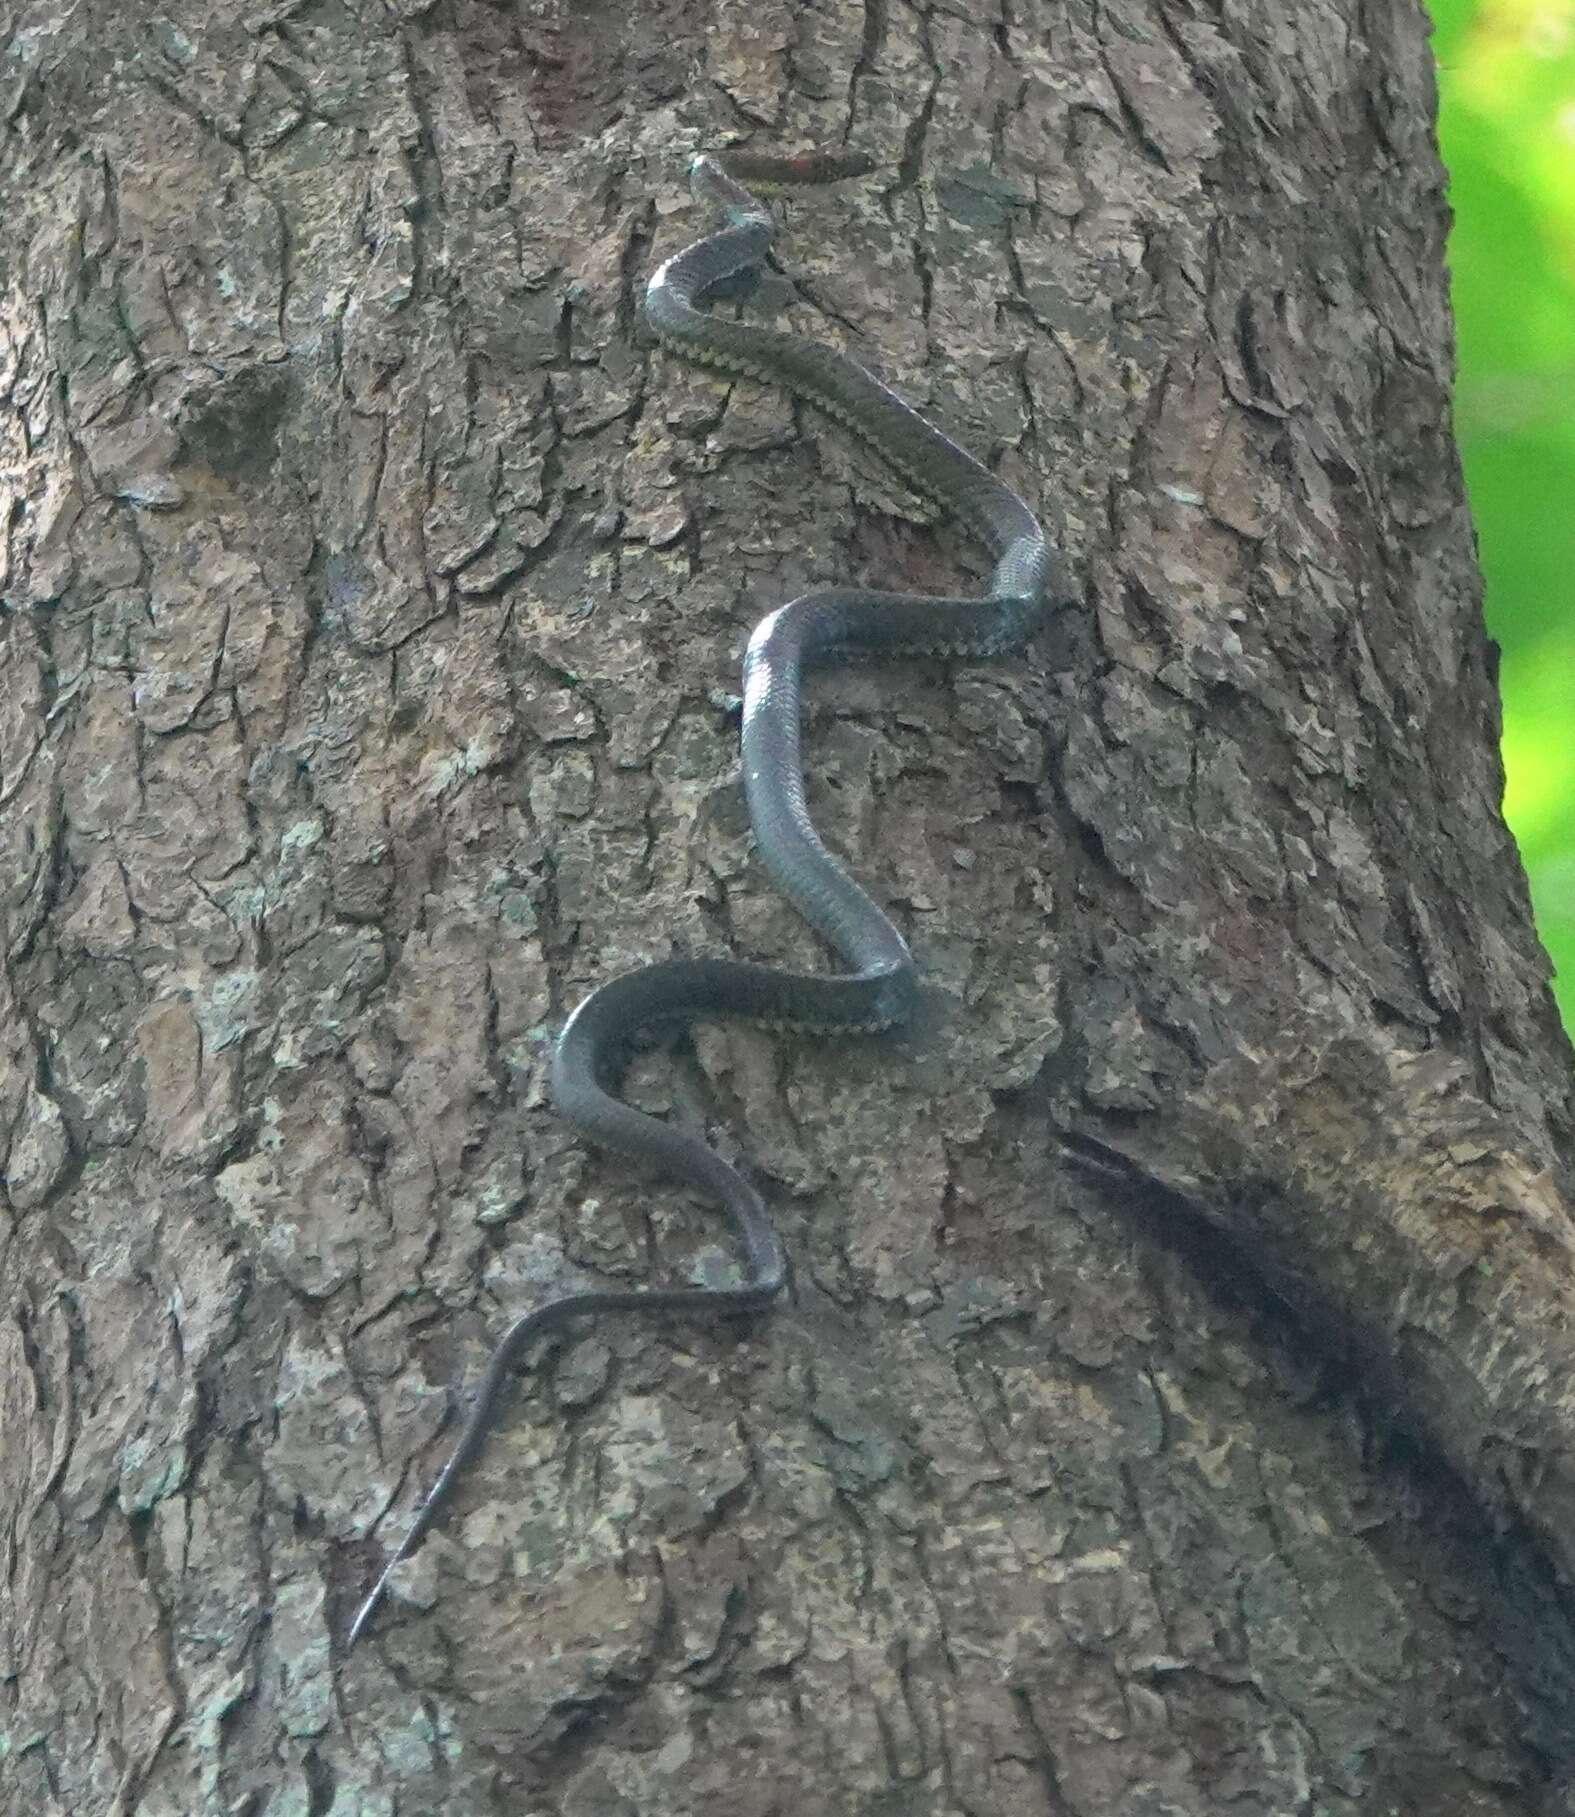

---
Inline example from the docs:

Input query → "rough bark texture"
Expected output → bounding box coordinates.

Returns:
[1,0,1572,1812]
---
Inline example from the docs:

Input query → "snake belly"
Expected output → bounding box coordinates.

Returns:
[346,151,1061,1648]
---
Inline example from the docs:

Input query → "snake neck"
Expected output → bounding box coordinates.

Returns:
[644,175,1056,622]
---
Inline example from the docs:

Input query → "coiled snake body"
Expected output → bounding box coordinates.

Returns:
[348,152,1060,1647]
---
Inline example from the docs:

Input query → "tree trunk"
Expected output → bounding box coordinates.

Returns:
[2,0,1571,1811]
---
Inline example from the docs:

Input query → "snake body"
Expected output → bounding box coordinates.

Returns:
[347,152,1060,1648]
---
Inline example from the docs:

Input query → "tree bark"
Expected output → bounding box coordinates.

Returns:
[1,0,1571,1812]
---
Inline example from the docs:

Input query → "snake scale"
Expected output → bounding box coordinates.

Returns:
[347,151,1061,1647]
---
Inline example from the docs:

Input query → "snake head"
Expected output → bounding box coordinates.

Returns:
[687,153,731,199]
[688,155,773,231]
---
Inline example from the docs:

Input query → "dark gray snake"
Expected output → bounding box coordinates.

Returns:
[347,151,1061,1648]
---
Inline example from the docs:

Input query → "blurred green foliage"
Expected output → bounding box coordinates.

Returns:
[1431,0,1574,1026]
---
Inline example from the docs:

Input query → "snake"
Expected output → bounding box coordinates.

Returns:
[346,150,1062,1648]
